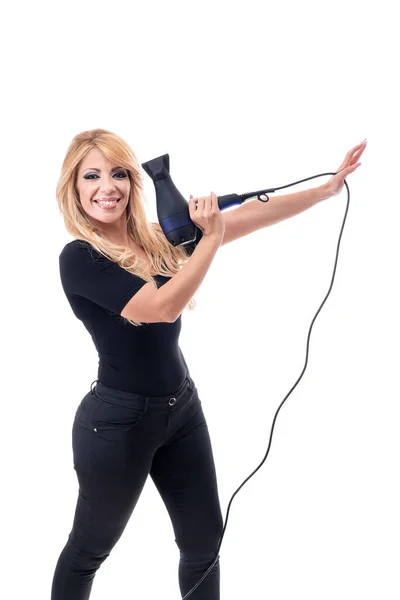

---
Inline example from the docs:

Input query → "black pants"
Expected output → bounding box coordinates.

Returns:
[50,373,223,599]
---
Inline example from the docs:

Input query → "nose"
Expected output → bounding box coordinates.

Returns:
[101,180,118,192]
[99,173,119,192]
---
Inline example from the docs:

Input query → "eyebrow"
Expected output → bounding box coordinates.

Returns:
[83,166,125,173]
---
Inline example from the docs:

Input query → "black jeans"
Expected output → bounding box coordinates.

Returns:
[51,372,223,599]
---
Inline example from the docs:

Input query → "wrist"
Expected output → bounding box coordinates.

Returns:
[202,232,223,247]
[316,183,333,202]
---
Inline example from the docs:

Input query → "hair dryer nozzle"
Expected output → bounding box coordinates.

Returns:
[141,154,170,182]
[141,153,199,248]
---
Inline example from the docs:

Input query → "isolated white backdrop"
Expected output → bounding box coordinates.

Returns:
[1,1,399,599]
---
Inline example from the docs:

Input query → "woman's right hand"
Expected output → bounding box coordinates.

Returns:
[188,192,225,244]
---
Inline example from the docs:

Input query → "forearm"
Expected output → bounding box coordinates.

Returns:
[239,183,332,230]
[158,234,221,322]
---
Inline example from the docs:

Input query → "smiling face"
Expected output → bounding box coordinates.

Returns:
[75,147,131,226]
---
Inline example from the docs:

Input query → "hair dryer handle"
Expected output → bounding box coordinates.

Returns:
[218,193,244,210]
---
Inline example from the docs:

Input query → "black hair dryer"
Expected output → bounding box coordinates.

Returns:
[141,153,276,250]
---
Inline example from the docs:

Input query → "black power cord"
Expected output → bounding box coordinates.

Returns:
[182,172,351,599]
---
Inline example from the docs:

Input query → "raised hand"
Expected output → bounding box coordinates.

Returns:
[325,140,367,196]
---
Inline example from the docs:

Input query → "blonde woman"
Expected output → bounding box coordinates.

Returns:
[51,128,225,600]
[51,129,366,599]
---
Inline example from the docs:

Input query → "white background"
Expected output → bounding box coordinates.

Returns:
[1,1,399,599]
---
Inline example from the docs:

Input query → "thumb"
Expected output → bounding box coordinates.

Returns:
[346,162,361,174]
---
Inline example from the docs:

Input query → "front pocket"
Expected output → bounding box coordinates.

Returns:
[93,403,146,442]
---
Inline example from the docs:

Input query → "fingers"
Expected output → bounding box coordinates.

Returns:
[351,143,367,164]
[189,194,197,214]
[338,140,367,171]
[348,161,361,172]
[210,191,218,210]
[189,194,201,210]
[189,192,216,210]
[339,162,361,182]
[347,141,365,157]
[196,196,209,210]
[188,195,196,216]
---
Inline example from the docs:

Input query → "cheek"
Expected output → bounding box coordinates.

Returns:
[77,187,94,207]
[122,181,131,196]
[81,185,97,202]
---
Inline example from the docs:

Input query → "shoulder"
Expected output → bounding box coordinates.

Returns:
[59,240,102,276]
[59,239,96,260]
[60,239,93,252]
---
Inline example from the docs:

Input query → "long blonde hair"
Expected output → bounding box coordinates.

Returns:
[56,128,196,326]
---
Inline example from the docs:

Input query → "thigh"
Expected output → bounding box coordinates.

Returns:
[150,394,224,552]
[70,391,155,553]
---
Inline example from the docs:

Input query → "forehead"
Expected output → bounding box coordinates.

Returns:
[79,148,118,170]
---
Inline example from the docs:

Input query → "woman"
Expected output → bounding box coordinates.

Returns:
[51,128,366,599]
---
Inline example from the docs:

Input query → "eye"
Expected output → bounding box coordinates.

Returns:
[84,171,127,180]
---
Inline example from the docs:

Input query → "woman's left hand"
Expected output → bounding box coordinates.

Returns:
[325,140,367,197]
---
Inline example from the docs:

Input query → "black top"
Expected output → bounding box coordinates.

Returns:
[59,239,191,395]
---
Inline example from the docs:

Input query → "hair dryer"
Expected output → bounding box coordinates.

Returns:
[141,153,276,253]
